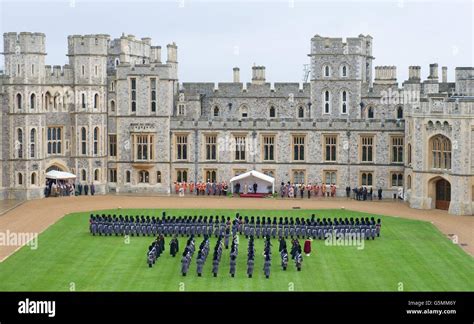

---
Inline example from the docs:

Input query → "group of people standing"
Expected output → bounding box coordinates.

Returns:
[45,179,75,197]
[147,235,166,268]
[279,237,303,272]
[174,181,229,196]
[180,237,196,276]
[280,182,337,199]
[347,186,383,201]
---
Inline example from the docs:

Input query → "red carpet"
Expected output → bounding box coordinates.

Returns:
[239,193,267,198]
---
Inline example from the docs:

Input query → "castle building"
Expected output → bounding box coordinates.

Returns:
[0,32,472,215]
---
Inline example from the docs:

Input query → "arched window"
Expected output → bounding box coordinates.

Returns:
[30,128,36,158]
[18,173,23,186]
[81,93,86,109]
[126,170,131,183]
[94,94,99,109]
[45,92,51,110]
[298,106,304,118]
[81,127,87,155]
[240,105,248,118]
[269,106,276,118]
[213,106,220,117]
[31,172,36,185]
[53,94,60,110]
[361,172,373,186]
[391,173,403,187]
[110,100,115,112]
[324,91,330,114]
[94,169,99,181]
[407,175,412,189]
[367,106,374,119]
[341,65,348,77]
[430,135,451,169]
[139,170,149,183]
[93,127,99,155]
[81,169,86,181]
[323,65,331,77]
[17,128,23,158]
[397,106,403,119]
[16,93,22,110]
[115,59,120,67]
[157,171,162,183]
[30,93,36,109]
[341,91,348,114]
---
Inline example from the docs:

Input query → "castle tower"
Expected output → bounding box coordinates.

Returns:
[67,34,110,194]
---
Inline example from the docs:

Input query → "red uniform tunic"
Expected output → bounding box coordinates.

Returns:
[304,239,312,254]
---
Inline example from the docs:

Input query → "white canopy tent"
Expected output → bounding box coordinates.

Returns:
[229,170,275,194]
[45,170,77,180]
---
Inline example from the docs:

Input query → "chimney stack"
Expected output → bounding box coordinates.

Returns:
[166,42,178,63]
[408,66,421,81]
[233,67,240,83]
[251,65,266,84]
[442,66,447,83]
[428,63,438,81]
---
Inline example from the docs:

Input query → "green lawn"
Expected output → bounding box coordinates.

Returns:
[0,209,472,291]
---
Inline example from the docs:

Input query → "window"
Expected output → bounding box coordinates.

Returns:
[30,93,35,109]
[235,136,246,161]
[81,93,86,109]
[110,81,115,92]
[407,143,412,165]
[81,127,87,155]
[367,106,374,119]
[31,172,36,185]
[130,78,137,112]
[109,135,117,157]
[361,172,373,186]
[17,129,23,158]
[205,170,217,182]
[31,64,35,76]
[324,171,337,185]
[30,129,36,158]
[263,170,275,178]
[240,105,248,118]
[45,92,51,110]
[324,91,330,114]
[430,135,451,169]
[157,171,162,183]
[110,100,115,112]
[18,173,23,186]
[53,94,60,110]
[324,135,337,161]
[391,136,404,163]
[134,134,154,161]
[213,106,220,117]
[94,94,99,109]
[150,78,157,112]
[109,169,117,183]
[293,170,305,184]
[94,169,99,181]
[126,170,131,183]
[94,65,98,76]
[391,173,403,187]
[341,65,348,77]
[16,93,22,110]
[263,136,275,161]
[92,127,99,155]
[176,135,188,160]
[341,91,348,114]
[298,106,304,118]
[81,65,85,76]
[293,135,305,161]
[176,169,188,182]
[177,104,185,116]
[407,175,412,189]
[47,127,62,155]
[205,135,217,160]
[269,106,276,118]
[397,106,403,119]
[81,169,86,181]
[361,136,374,162]
[323,65,331,77]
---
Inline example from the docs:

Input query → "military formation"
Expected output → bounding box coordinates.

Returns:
[89,212,382,240]
[89,212,383,278]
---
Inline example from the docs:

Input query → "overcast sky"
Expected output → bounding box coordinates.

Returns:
[0,0,472,83]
